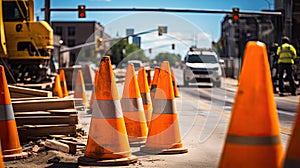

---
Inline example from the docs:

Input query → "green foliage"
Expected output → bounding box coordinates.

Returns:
[153,52,181,66]
[108,38,128,65]
[125,44,149,62]
[107,38,149,66]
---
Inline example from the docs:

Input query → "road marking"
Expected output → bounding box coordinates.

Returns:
[194,92,293,136]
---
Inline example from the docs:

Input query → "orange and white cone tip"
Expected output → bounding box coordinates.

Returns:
[53,74,63,98]
[78,56,137,166]
[59,69,69,97]
[74,70,88,108]
[219,41,284,168]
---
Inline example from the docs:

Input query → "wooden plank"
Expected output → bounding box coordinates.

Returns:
[9,85,52,98]
[18,125,76,142]
[11,97,57,102]
[47,109,78,115]
[15,115,78,126]
[13,82,53,90]
[14,111,52,116]
[12,99,75,112]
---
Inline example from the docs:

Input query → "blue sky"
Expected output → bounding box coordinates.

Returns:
[34,0,274,57]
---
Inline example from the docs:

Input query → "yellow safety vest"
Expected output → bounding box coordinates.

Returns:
[277,43,297,64]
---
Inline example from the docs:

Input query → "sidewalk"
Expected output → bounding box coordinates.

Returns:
[222,77,299,104]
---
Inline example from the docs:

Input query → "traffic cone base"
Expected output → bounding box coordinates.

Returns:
[3,152,28,161]
[141,145,188,154]
[78,155,138,166]
[221,143,282,167]
[85,119,130,159]
[122,98,148,144]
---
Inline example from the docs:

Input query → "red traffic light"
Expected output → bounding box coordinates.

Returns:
[78,5,86,18]
[233,15,239,21]
[232,8,240,22]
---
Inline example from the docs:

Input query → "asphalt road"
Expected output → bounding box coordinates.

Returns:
[76,68,298,167]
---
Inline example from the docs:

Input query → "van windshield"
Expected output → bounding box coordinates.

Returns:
[187,54,218,63]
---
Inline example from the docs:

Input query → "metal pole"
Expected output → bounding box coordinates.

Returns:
[44,0,50,23]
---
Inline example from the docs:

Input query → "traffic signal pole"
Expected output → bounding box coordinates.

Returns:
[44,0,50,23]
[41,7,281,17]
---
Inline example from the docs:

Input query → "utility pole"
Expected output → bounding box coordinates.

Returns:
[44,0,50,23]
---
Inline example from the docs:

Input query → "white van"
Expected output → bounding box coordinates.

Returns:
[183,48,223,87]
[128,60,143,72]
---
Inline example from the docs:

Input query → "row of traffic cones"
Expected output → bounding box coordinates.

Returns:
[78,56,187,166]
[218,41,300,167]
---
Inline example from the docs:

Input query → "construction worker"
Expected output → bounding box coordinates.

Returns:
[277,36,297,96]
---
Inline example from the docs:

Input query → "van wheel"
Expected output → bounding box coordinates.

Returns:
[213,81,221,88]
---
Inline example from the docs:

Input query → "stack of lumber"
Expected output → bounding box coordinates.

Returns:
[9,85,80,142]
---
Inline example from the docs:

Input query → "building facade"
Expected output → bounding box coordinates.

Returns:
[220,14,281,78]
[51,21,109,66]
[275,0,300,51]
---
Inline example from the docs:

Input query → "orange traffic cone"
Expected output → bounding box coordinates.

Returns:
[150,67,160,103]
[141,61,188,154]
[84,64,93,86]
[138,66,153,128]
[74,70,88,108]
[0,66,28,161]
[121,64,148,144]
[59,69,69,97]
[146,69,152,87]
[0,143,4,168]
[53,74,63,98]
[171,69,180,97]
[78,56,137,166]
[219,41,284,167]
[283,98,300,168]
[88,70,99,113]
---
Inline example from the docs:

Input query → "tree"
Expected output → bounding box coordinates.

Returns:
[107,38,128,65]
[153,52,181,66]
[108,38,149,66]
[125,44,149,62]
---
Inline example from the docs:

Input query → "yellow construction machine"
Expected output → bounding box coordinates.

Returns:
[0,0,53,83]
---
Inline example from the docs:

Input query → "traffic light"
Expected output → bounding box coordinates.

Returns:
[171,43,175,50]
[95,38,104,50]
[232,8,240,22]
[78,5,86,18]
[158,26,167,36]
[149,48,152,54]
